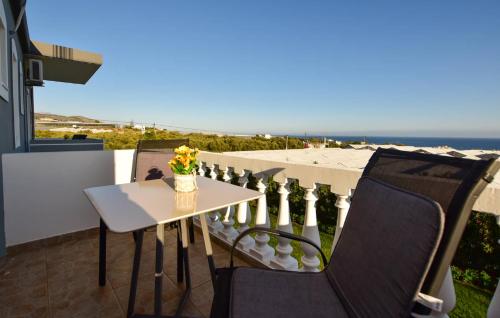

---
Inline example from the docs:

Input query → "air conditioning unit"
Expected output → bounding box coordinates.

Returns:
[26,59,43,86]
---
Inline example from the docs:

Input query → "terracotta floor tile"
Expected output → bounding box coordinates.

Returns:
[0,226,253,317]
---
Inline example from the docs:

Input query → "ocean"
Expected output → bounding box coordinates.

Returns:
[323,136,500,150]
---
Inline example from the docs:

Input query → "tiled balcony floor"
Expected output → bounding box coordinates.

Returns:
[0,227,250,318]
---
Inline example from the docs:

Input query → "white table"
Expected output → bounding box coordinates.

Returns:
[84,176,263,318]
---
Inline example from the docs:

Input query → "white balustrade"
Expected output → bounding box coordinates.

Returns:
[429,269,456,318]
[301,185,321,271]
[219,167,238,242]
[192,162,206,225]
[331,193,350,254]
[197,161,206,177]
[249,177,275,264]
[270,179,298,270]
[236,170,255,251]
[207,164,223,233]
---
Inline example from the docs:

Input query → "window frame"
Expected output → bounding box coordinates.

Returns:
[12,38,21,149]
[0,3,8,101]
[19,55,24,114]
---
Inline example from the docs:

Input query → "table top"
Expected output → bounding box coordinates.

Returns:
[84,176,263,233]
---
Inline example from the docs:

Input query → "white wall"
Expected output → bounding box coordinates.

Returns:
[2,149,135,246]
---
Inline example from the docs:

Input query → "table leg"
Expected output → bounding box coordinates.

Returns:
[99,218,107,287]
[188,217,195,244]
[175,219,192,317]
[176,225,184,283]
[199,214,216,290]
[126,223,195,318]
[154,224,164,316]
[127,230,144,318]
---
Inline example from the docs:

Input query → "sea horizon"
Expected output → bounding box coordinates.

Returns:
[285,135,500,150]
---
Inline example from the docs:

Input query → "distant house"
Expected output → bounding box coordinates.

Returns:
[0,0,102,255]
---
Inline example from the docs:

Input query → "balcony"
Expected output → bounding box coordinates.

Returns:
[1,149,499,317]
[0,226,251,317]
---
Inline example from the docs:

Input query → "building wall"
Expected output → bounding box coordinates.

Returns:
[0,0,29,256]
[3,150,135,246]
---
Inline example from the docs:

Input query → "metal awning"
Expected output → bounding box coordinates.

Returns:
[29,40,103,84]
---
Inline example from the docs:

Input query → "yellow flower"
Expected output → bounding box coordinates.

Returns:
[171,146,198,173]
[175,145,191,155]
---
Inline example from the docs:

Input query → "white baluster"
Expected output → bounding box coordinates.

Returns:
[270,179,298,270]
[206,164,223,233]
[197,161,205,176]
[219,167,238,242]
[430,268,456,318]
[236,170,255,251]
[487,216,500,318]
[249,177,275,264]
[331,193,350,254]
[209,164,218,180]
[193,162,206,226]
[301,185,321,272]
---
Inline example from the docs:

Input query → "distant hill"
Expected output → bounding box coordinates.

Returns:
[35,112,100,123]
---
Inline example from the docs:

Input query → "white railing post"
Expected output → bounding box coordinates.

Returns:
[220,167,238,242]
[193,162,206,225]
[236,170,255,251]
[207,164,223,233]
[301,185,321,272]
[430,268,456,318]
[197,161,205,177]
[249,177,275,264]
[270,179,298,270]
[331,193,350,254]
[487,216,500,318]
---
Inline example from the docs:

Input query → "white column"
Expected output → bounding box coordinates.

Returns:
[249,177,275,264]
[331,193,350,254]
[236,170,255,251]
[430,268,456,318]
[193,162,206,225]
[487,216,500,318]
[197,161,205,176]
[301,185,321,272]
[207,164,223,233]
[219,167,238,242]
[270,179,298,270]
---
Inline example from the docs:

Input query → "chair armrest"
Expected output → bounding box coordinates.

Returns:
[230,227,328,268]
[411,292,443,317]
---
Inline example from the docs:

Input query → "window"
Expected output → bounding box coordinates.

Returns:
[26,88,32,139]
[19,56,24,114]
[12,39,20,148]
[0,3,8,101]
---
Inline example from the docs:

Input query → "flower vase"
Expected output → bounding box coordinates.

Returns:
[174,173,197,192]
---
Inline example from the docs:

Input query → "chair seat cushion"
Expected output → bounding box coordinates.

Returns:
[228,267,349,318]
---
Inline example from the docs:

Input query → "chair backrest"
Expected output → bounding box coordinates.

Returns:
[328,177,444,318]
[132,139,189,182]
[361,148,499,295]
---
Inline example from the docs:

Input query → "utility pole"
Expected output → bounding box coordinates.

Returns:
[286,135,288,150]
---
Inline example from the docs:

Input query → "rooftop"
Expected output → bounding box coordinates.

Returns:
[223,146,500,170]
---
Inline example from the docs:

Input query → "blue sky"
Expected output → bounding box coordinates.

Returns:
[27,1,500,137]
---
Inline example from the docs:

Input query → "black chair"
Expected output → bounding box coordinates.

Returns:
[210,149,499,318]
[98,139,195,287]
[362,148,500,314]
